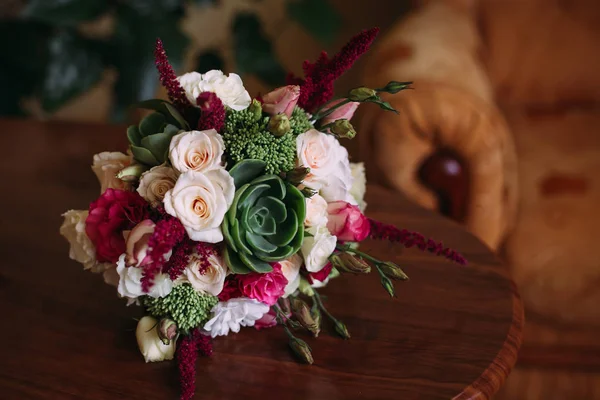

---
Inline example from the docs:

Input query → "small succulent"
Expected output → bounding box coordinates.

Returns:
[127,111,181,166]
[223,159,306,273]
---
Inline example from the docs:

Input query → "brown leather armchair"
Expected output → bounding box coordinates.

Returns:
[359,1,600,398]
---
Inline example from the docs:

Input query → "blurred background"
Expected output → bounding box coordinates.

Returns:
[2,0,599,399]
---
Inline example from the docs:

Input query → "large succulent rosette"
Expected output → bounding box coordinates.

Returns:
[223,159,306,274]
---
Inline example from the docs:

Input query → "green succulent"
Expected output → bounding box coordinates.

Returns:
[223,159,306,274]
[127,112,181,166]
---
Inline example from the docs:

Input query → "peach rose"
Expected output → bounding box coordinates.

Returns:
[137,166,179,207]
[91,152,132,193]
[169,129,225,174]
[183,252,228,296]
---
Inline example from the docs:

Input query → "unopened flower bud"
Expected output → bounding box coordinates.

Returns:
[298,278,315,296]
[157,318,178,345]
[379,262,409,281]
[348,87,377,102]
[248,98,263,121]
[330,253,371,274]
[334,320,351,339]
[289,336,314,364]
[116,164,148,182]
[290,297,319,336]
[310,302,321,338]
[268,113,291,137]
[329,119,356,139]
[278,297,292,316]
[286,166,310,185]
[301,187,318,198]
[380,275,396,298]
[380,80,412,94]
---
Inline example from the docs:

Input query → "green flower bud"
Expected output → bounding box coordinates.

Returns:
[379,80,412,94]
[310,302,321,338]
[379,261,409,281]
[348,87,377,102]
[334,320,351,339]
[289,336,314,364]
[248,98,263,121]
[298,278,315,297]
[116,164,148,183]
[285,166,310,185]
[268,113,291,137]
[329,119,356,139]
[301,187,318,198]
[157,318,178,345]
[330,253,371,274]
[290,297,319,336]
[380,275,396,298]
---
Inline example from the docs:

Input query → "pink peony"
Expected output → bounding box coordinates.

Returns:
[307,262,333,284]
[320,99,359,126]
[238,263,288,306]
[261,85,300,117]
[86,189,149,263]
[326,201,370,242]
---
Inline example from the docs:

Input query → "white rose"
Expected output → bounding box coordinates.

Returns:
[137,166,179,207]
[91,152,132,193]
[304,194,328,228]
[60,210,112,273]
[319,156,356,204]
[116,254,173,302]
[183,253,228,296]
[301,225,337,273]
[177,70,251,111]
[350,162,367,211]
[279,254,303,297]
[136,316,176,363]
[203,298,270,338]
[163,169,235,243]
[169,129,225,174]
[296,129,348,190]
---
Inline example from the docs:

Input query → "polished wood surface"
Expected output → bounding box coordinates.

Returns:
[0,118,523,400]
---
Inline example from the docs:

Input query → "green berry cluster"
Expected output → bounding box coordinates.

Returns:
[290,106,313,136]
[141,284,218,333]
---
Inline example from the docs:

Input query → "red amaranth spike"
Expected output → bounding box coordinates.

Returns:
[196,92,225,132]
[154,38,193,112]
[176,334,198,400]
[164,240,194,280]
[367,218,467,265]
[195,332,213,357]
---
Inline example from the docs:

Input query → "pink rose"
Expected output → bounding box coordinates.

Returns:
[238,263,288,306]
[320,99,359,126]
[326,201,370,242]
[261,85,300,117]
[254,308,278,330]
[86,189,149,263]
[125,219,155,267]
[306,261,333,284]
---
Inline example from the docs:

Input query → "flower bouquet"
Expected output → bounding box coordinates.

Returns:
[60,28,466,400]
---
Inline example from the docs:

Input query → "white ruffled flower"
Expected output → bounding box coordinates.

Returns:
[163,169,235,243]
[137,166,179,207]
[59,210,113,273]
[304,194,328,228]
[279,253,303,297]
[116,254,173,302]
[136,316,176,363]
[177,70,251,111]
[168,129,225,174]
[301,225,337,273]
[319,154,356,204]
[183,253,228,296]
[350,162,367,211]
[91,151,132,193]
[203,298,270,337]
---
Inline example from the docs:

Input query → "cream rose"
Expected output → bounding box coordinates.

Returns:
[169,130,225,173]
[301,225,337,273]
[319,155,355,204]
[60,210,112,273]
[183,253,228,296]
[116,254,173,301]
[177,70,251,111]
[296,129,348,190]
[136,316,176,363]
[279,254,303,297]
[163,169,235,243]
[350,162,367,211]
[137,166,179,207]
[304,194,328,228]
[91,152,132,193]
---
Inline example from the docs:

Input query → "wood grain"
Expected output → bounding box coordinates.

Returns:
[0,118,522,400]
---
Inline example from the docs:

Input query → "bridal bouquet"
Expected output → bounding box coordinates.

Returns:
[60,28,466,400]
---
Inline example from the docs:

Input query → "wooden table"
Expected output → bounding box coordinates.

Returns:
[0,119,523,400]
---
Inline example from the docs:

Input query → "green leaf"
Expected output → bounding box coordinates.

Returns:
[135,99,190,130]
[22,0,108,26]
[131,145,159,165]
[229,159,266,188]
[255,245,294,262]
[139,113,166,136]
[224,247,251,274]
[268,209,298,247]
[196,49,224,73]
[251,215,276,236]
[239,252,273,273]
[40,31,106,112]
[127,125,142,146]
[256,196,287,223]
[222,220,237,253]
[232,13,286,86]
[228,184,249,225]
[230,219,253,255]
[250,175,286,199]
[246,231,278,253]
[285,184,306,224]
[141,132,172,160]
[287,0,341,45]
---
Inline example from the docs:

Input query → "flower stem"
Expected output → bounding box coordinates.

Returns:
[312,291,336,322]
[336,243,382,265]
[312,98,352,124]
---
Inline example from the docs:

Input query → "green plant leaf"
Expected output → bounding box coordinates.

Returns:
[251,215,276,235]
[256,196,287,223]
[246,231,278,253]
[139,112,166,136]
[239,251,273,273]
[229,159,266,188]
[224,247,252,274]
[269,209,298,247]
[127,125,142,146]
[285,184,306,224]
[22,0,108,26]
[287,0,341,45]
[232,13,286,86]
[134,99,190,129]
[131,145,160,165]
[230,219,253,255]
[222,215,237,253]
[141,132,173,160]
[250,174,286,199]
[238,183,270,209]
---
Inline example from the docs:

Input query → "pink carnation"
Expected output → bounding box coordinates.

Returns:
[306,262,333,284]
[237,263,288,306]
[86,189,149,263]
[326,201,370,242]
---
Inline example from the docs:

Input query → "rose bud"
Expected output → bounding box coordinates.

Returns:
[320,99,359,126]
[116,163,148,183]
[330,253,371,274]
[157,318,178,345]
[334,320,351,339]
[268,114,291,137]
[380,80,412,94]
[136,316,176,363]
[328,119,356,139]
[326,201,370,242]
[290,297,319,336]
[348,87,377,102]
[380,275,396,298]
[262,85,300,117]
[288,336,314,364]
[285,166,310,185]
[379,261,409,281]
[248,98,263,121]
